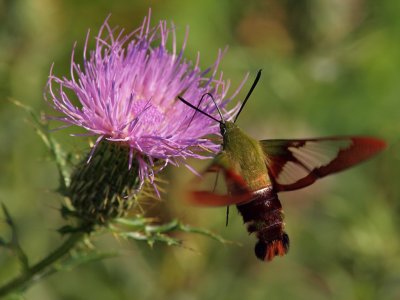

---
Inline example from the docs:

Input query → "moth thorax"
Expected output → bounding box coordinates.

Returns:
[66,141,140,227]
[236,186,290,261]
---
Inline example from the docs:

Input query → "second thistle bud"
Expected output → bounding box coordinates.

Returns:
[66,141,140,227]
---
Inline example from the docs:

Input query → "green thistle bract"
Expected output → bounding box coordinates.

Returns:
[66,141,140,226]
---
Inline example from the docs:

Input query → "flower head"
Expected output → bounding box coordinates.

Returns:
[46,11,247,190]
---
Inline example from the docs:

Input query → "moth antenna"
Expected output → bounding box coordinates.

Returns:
[178,96,220,123]
[234,69,262,123]
[187,93,222,129]
[202,93,225,123]
[178,94,224,124]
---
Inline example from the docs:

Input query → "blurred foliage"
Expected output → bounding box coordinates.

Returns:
[0,0,399,299]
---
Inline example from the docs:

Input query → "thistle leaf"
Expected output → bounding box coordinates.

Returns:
[112,217,236,248]
[113,216,153,228]
[9,98,71,191]
[1,203,29,270]
[144,219,179,233]
[120,231,182,247]
[177,223,236,245]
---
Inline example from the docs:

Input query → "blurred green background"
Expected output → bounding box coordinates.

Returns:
[1,0,399,299]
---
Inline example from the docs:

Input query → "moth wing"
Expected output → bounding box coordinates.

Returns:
[189,152,253,206]
[260,136,386,192]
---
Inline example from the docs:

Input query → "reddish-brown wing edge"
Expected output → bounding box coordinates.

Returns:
[189,154,253,207]
[261,136,386,192]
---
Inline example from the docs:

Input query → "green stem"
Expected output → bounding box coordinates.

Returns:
[0,232,85,297]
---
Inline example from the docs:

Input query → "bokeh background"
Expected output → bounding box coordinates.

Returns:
[1,0,399,299]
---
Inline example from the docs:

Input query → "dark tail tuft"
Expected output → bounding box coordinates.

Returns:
[254,233,290,261]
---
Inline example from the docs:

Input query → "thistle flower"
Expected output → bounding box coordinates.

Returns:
[45,12,246,224]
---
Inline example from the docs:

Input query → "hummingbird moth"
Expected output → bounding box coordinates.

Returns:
[178,70,386,262]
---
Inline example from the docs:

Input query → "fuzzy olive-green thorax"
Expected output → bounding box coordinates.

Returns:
[221,122,271,191]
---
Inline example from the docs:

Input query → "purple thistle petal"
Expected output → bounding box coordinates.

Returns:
[45,11,247,189]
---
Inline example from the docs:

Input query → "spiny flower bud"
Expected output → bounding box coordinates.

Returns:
[66,141,140,226]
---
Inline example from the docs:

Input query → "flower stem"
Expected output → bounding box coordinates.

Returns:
[0,232,85,297]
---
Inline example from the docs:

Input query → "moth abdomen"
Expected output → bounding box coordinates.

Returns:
[237,186,289,261]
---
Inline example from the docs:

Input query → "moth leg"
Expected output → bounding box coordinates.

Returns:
[225,205,230,227]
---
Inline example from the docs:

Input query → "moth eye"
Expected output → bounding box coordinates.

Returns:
[220,124,227,136]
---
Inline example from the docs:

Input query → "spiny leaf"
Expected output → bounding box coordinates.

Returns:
[9,98,71,191]
[119,231,182,247]
[2,203,13,226]
[147,234,182,247]
[113,217,236,248]
[1,203,29,270]
[113,216,154,228]
[144,219,180,233]
[120,231,148,241]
